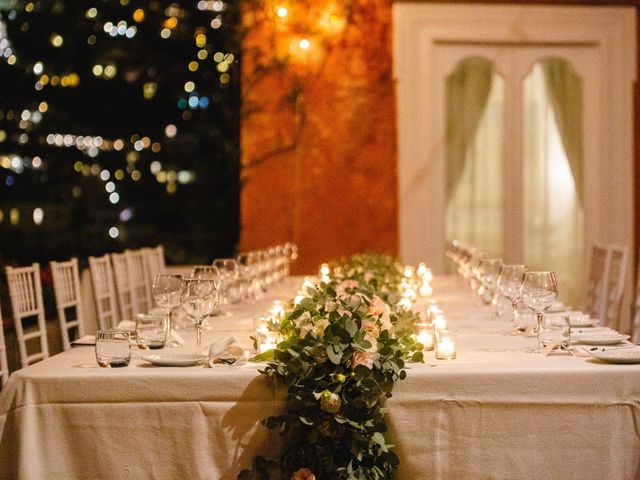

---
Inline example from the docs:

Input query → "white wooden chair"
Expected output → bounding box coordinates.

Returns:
[583,244,609,320]
[50,258,85,350]
[111,252,135,321]
[5,263,49,368]
[0,305,10,386]
[88,254,120,330]
[125,249,152,314]
[600,245,628,330]
[143,245,166,293]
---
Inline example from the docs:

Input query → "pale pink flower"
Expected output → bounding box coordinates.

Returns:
[336,305,352,318]
[364,271,375,282]
[362,319,380,340]
[292,468,316,480]
[351,350,378,370]
[368,296,392,331]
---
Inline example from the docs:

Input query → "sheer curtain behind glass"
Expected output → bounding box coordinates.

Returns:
[445,58,504,259]
[523,59,584,307]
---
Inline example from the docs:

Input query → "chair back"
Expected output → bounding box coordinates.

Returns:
[143,245,166,294]
[5,263,49,368]
[0,305,10,386]
[88,255,120,330]
[583,244,609,320]
[601,245,628,330]
[50,258,85,350]
[125,249,152,314]
[111,252,135,321]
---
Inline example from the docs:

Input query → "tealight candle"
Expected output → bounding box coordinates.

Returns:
[403,265,415,279]
[433,312,447,331]
[319,263,330,277]
[416,262,428,277]
[399,297,413,310]
[419,280,433,297]
[258,331,278,354]
[435,330,456,360]
[426,304,439,322]
[414,322,434,351]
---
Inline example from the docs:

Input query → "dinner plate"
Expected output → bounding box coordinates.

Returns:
[141,354,206,367]
[548,314,597,328]
[572,332,630,345]
[590,348,640,364]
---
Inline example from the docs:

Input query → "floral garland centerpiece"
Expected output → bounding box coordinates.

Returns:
[240,253,424,480]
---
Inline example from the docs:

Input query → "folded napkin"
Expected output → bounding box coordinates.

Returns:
[208,336,247,367]
[117,320,136,331]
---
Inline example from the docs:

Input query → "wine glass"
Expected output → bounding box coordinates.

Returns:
[497,265,527,329]
[191,265,221,329]
[236,252,258,302]
[520,271,558,346]
[478,258,503,305]
[213,258,240,315]
[152,273,183,347]
[180,277,218,354]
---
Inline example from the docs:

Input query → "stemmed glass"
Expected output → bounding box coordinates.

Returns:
[237,252,258,302]
[478,258,503,305]
[213,258,239,315]
[497,265,527,329]
[152,273,183,347]
[192,265,221,329]
[520,271,558,345]
[180,277,218,354]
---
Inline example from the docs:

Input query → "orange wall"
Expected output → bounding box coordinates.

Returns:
[240,0,398,273]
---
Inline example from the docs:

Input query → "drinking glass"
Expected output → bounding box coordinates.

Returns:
[152,273,183,346]
[135,314,167,349]
[539,315,571,352]
[213,258,239,315]
[237,253,258,301]
[478,258,503,305]
[191,265,221,328]
[95,330,131,367]
[497,264,527,328]
[520,271,558,345]
[180,277,218,353]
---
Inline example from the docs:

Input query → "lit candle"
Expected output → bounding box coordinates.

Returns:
[416,262,428,277]
[414,322,434,351]
[433,312,447,331]
[435,330,456,360]
[419,280,433,297]
[319,263,330,277]
[403,265,415,279]
[399,297,412,310]
[426,304,439,322]
[259,331,278,353]
[294,293,305,305]
[270,300,285,322]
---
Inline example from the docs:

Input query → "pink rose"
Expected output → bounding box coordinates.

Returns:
[368,296,392,331]
[292,468,316,480]
[362,319,380,340]
[351,350,378,370]
[336,306,352,318]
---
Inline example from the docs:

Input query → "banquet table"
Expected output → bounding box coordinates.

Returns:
[1,276,640,480]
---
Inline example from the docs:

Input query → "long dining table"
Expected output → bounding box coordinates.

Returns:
[1,275,639,480]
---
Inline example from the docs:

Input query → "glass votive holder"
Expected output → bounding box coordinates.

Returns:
[433,311,448,331]
[435,329,457,360]
[256,330,279,354]
[426,304,439,322]
[539,316,571,352]
[135,314,167,350]
[95,330,131,368]
[414,321,434,351]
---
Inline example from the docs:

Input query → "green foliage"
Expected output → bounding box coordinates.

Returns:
[241,253,423,480]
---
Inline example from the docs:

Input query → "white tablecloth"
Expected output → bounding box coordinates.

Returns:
[1,276,639,479]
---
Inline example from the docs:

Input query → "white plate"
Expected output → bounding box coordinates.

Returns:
[591,348,640,364]
[573,332,630,345]
[141,354,206,367]
[547,302,568,313]
[548,314,596,328]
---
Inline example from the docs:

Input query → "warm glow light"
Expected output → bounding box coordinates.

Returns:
[276,6,288,17]
[32,208,44,225]
[50,34,63,47]
[133,8,145,22]
[299,38,310,50]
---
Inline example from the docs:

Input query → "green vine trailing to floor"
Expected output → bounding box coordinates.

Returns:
[239,253,424,480]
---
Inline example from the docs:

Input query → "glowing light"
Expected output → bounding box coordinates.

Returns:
[119,208,133,222]
[197,49,208,60]
[38,101,48,113]
[32,157,42,168]
[188,61,199,72]
[33,62,43,75]
[0,131,6,142]
[184,81,195,93]
[211,17,222,29]
[92,65,103,76]
[131,170,141,181]
[150,161,162,174]
[25,3,34,13]
[7,56,16,66]
[74,161,83,172]
[6,176,14,186]
[216,62,228,73]
[188,96,198,108]
[105,182,115,193]
[195,34,207,48]
[125,27,137,38]
[50,34,64,47]
[151,142,161,153]
[212,1,224,12]
[87,35,96,45]
[299,38,310,50]
[213,52,224,63]
[104,65,117,78]
[276,7,288,17]
[198,97,209,108]
[0,210,3,223]
[10,208,19,225]
[108,226,119,238]
[113,139,124,151]
[86,8,97,18]
[220,73,230,84]
[40,74,49,85]
[72,186,82,198]
[165,17,178,29]
[33,208,44,225]
[133,9,145,22]
[100,169,110,181]
[177,170,195,184]
[165,124,177,138]
[109,192,120,204]
[114,169,125,180]
[160,28,171,39]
